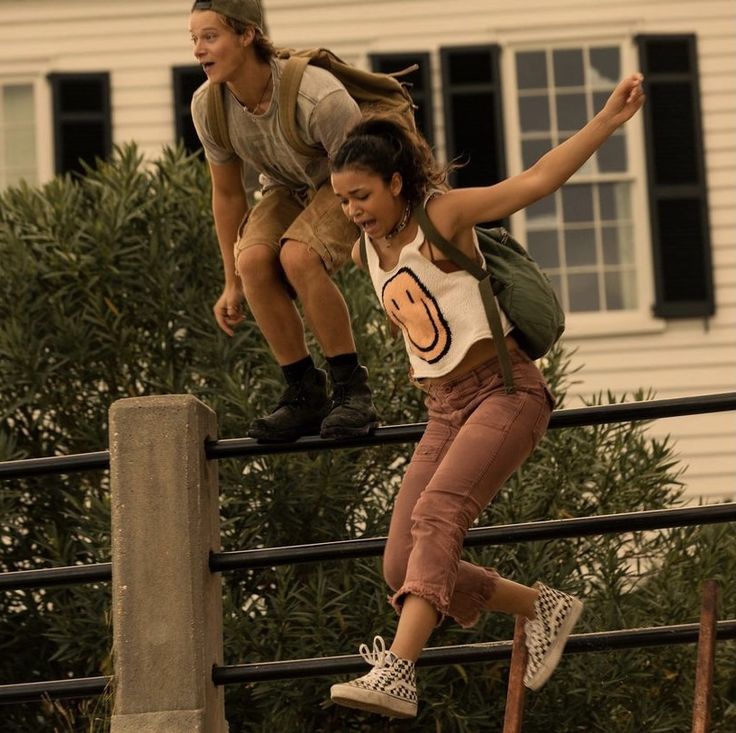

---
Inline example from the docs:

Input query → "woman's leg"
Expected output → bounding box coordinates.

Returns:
[392,364,551,629]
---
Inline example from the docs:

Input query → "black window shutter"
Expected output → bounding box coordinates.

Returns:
[440,45,505,228]
[369,52,434,146]
[636,34,714,318]
[48,72,112,176]
[172,66,206,154]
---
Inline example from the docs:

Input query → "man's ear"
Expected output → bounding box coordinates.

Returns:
[241,26,256,46]
[390,172,403,197]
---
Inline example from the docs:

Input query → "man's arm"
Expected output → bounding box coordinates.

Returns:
[209,159,248,335]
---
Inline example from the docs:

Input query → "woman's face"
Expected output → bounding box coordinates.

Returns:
[189,11,248,84]
[331,167,404,238]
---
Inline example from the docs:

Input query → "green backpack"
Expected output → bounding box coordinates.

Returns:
[206,47,418,154]
[362,205,565,392]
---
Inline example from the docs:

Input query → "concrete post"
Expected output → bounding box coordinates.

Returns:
[109,395,227,733]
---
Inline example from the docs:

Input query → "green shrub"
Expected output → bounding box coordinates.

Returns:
[1,146,733,732]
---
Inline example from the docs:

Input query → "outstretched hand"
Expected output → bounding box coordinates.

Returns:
[602,73,646,127]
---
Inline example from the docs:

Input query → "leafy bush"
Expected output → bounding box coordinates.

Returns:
[1,146,733,732]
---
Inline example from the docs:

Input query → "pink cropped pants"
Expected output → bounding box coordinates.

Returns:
[384,348,554,628]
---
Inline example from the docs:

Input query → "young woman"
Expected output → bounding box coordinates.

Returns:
[188,0,377,442]
[328,73,645,718]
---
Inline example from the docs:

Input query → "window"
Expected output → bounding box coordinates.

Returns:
[0,83,37,189]
[48,72,111,175]
[636,34,713,318]
[513,45,637,314]
[440,45,505,226]
[369,53,434,145]
[172,65,206,154]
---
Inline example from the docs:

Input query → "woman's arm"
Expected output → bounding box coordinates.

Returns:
[434,73,645,234]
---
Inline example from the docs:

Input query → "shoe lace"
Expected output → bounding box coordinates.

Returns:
[358,635,390,669]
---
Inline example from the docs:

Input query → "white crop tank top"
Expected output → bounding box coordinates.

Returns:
[364,223,512,379]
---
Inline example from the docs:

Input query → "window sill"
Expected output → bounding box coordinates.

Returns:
[561,311,667,341]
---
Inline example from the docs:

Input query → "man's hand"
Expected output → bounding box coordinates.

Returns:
[213,282,245,336]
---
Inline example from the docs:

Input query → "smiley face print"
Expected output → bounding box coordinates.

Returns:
[382,268,452,364]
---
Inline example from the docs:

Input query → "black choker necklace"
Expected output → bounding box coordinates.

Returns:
[385,203,412,241]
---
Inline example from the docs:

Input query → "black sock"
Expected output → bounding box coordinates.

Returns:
[281,355,314,385]
[326,352,359,382]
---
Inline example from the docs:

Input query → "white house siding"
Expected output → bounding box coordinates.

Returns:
[0,0,734,500]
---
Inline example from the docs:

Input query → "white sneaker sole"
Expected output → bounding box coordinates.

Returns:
[330,682,417,719]
[525,597,583,691]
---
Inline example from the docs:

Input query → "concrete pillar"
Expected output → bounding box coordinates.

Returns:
[109,395,227,733]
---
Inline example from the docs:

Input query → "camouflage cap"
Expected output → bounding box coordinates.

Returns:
[191,0,264,31]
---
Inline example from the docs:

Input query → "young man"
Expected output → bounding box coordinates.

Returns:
[189,0,377,441]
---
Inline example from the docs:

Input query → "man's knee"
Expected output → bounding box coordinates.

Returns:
[280,239,326,289]
[236,244,280,289]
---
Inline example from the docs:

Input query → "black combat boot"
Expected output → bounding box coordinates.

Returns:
[320,365,379,439]
[248,367,330,443]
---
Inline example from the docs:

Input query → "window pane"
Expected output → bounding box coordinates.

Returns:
[525,194,557,227]
[59,79,105,112]
[59,121,107,173]
[597,134,627,173]
[5,128,35,167]
[605,270,637,310]
[568,272,600,311]
[518,94,550,132]
[448,50,493,85]
[602,224,634,265]
[450,92,501,186]
[565,227,597,267]
[562,184,594,223]
[3,85,34,123]
[598,182,631,221]
[589,47,620,86]
[521,137,551,168]
[1,83,37,188]
[516,51,547,89]
[644,40,691,74]
[527,229,560,269]
[556,92,587,131]
[553,49,584,87]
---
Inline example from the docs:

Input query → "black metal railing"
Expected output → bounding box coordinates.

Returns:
[1,391,734,706]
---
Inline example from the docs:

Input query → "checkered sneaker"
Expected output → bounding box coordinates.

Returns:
[330,635,418,718]
[523,582,583,691]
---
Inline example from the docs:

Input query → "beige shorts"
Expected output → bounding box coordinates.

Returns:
[234,180,358,272]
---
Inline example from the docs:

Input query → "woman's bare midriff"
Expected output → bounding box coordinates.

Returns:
[415,335,519,389]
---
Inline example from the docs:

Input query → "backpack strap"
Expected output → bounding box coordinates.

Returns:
[413,204,516,392]
[278,55,325,158]
[206,82,234,152]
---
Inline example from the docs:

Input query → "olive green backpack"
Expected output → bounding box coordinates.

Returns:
[206,47,418,154]
[361,206,565,392]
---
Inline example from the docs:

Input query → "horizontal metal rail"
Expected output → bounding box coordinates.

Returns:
[213,619,736,684]
[1,392,735,479]
[0,675,110,705]
[207,392,736,458]
[2,504,734,590]
[3,619,734,704]
[210,503,736,571]
[0,562,112,590]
